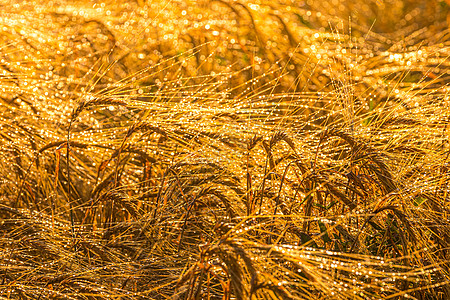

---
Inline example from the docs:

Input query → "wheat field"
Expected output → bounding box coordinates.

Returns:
[1,0,450,299]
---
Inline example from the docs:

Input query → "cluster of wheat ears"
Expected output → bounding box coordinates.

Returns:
[1,0,450,299]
